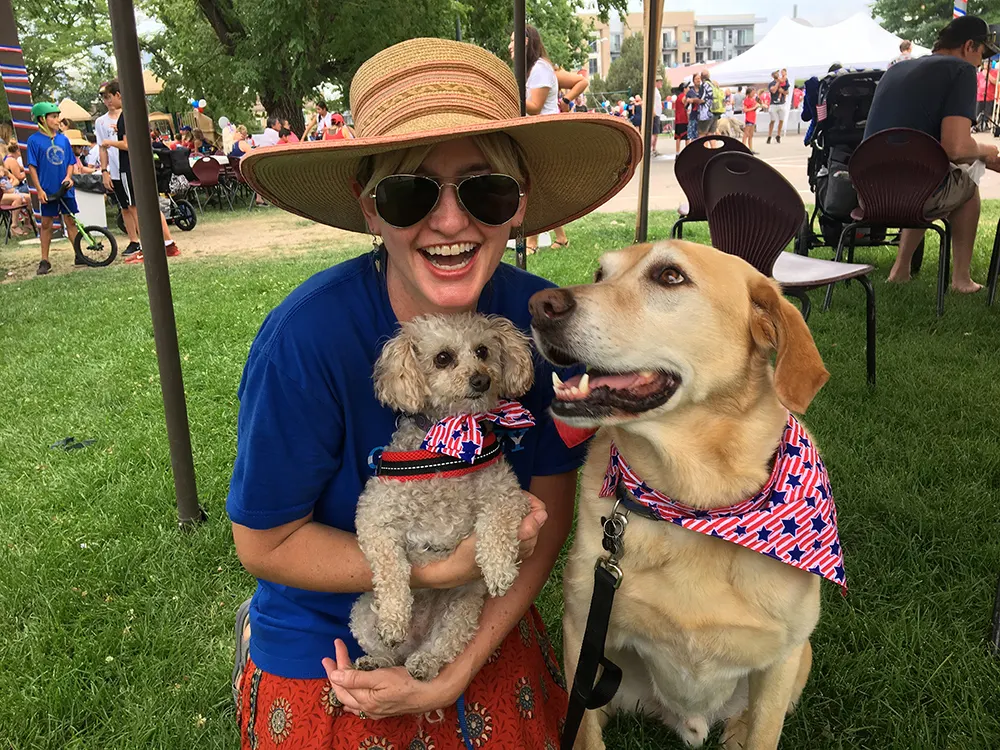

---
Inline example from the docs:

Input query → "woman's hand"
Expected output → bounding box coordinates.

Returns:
[412,492,548,589]
[321,639,463,720]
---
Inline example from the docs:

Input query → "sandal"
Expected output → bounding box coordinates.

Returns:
[232,598,252,712]
[551,240,570,249]
[525,246,537,255]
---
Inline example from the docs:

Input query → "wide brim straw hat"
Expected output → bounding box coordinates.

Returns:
[65,129,89,147]
[240,38,642,235]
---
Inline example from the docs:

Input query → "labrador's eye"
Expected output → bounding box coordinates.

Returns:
[594,267,604,283]
[656,266,686,286]
[475,345,489,360]
[434,350,454,368]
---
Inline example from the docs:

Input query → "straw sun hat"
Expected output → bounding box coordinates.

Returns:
[240,38,642,235]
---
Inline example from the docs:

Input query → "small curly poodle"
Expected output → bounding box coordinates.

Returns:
[350,312,536,681]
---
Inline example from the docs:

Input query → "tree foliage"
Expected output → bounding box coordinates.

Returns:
[871,0,999,48]
[604,33,663,99]
[8,0,114,104]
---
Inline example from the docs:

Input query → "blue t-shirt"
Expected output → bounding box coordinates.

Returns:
[226,251,587,679]
[26,131,76,196]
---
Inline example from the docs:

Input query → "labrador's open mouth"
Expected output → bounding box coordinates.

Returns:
[551,369,681,418]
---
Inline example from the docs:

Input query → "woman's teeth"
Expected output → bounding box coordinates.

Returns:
[421,243,478,270]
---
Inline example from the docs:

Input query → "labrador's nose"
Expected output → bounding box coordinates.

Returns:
[529,288,576,328]
[469,372,492,393]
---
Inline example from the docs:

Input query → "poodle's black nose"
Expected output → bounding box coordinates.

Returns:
[469,373,492,393]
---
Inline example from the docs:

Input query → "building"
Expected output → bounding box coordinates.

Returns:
[577,4,764,78]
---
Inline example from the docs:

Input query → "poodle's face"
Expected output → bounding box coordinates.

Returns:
[375,313,535,418]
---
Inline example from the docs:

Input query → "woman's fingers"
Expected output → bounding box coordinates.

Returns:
[333,638,353,671]
[517,492,547,559]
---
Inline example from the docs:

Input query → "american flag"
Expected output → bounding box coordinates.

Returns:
[421,399,535,463]
[600,415,846,593]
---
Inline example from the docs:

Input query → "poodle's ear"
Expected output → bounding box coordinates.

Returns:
[749,276,829,414]
[374,328,429,413]
[488,317,535,397]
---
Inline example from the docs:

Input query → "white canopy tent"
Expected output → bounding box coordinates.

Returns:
[711,13,930,86]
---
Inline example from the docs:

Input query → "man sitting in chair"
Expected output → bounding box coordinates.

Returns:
[864,15,1000,293]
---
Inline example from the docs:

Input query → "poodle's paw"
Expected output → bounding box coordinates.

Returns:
[356,655,397,672]
[677,716,709,747]
[376,618,408,649]
[404,651,444,682]
[481,563,519,598]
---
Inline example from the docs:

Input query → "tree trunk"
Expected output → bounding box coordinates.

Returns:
[259,89,306,138]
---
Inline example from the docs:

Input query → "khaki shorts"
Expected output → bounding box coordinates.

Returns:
[923,166,977,219]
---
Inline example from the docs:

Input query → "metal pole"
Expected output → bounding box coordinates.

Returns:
[107,0,203,528]
[455,15,462,42]
[635,0,663,243]
[513,0,527,269]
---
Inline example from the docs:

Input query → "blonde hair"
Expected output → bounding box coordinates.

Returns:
[236,125,248,136]
[357,132,528,199]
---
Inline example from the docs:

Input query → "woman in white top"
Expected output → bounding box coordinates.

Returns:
[510,25,587,253]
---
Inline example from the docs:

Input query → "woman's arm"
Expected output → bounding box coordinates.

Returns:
[556,69,588,102]
[324,471,577,717]
[526,87,549,115]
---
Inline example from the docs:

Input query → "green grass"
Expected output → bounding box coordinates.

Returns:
[2,206,1000,749]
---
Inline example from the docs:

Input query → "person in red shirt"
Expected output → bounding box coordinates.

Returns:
[672,90,689,154]
[792,86,804,110]
[742,88,759,152]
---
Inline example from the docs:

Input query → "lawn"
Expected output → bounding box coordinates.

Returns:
[2,206,1000,749]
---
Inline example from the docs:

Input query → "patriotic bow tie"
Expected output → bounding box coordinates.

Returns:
[602,414,846,593]
[421,399,535,463]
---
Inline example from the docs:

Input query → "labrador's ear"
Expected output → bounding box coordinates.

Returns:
[749,277,829,413]
[373,327,429,413]
[487,316,535,397]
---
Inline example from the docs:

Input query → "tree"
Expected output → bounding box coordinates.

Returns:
[139,0,628,133]
[604,33,663,99]
[871,0,999,48]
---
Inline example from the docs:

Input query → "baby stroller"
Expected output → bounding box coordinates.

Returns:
[114,144,197,234]
[797,69,892,254]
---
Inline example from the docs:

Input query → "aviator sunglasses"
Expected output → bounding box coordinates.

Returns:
[370,173,524,229]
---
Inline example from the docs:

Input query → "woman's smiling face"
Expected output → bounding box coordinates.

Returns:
[359,138,527,321]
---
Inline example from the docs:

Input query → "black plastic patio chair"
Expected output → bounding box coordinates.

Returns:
[823,128,952,317]
[987,219,1000,307]
[671,135,751,240]
[704,151,876,385]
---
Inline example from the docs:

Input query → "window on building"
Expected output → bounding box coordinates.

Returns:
[663,52,675,67]
[682,51,691,64]
[589,58,598,76]
[711,50,724,61]
[728,30,733,43]
[611,32,622,54]
[696,51,704,63]
[738,28,753,46]
[681,30,690,43]
[663,30,675,48]
[712,29,723,41]
[696,31,705,46]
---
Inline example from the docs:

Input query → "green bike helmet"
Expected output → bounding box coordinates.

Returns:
[31,101,61,119]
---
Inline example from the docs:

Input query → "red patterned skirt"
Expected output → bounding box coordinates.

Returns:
[237,607,568,750]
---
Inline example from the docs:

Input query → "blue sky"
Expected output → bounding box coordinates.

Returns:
[626,0,875,33]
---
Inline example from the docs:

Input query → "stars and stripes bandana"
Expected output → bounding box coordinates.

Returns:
[601,414,846,593]
[420,399,535,463]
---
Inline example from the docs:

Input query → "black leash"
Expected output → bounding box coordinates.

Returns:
[561,483,633,750]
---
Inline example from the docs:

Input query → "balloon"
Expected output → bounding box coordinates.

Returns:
[199,99,207,108]
[190,99,198,107]
[218,116,230,127]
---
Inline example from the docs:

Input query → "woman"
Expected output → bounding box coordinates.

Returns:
[281,119,301,143]
[1,161,31,237]
[231,37,639,750]
[742,88,759,152]
[323,113,355,140]
[4,140,29,194]
[229,125,253,158]
[509,25,586,254]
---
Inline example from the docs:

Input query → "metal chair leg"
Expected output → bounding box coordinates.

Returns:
[987,219,1000,307]
[991,573,1000,656]
[823,222,859,311]
[858,275,876,387]
[786,289,811,322]
[933,224,949,318]
[671,218,686,239]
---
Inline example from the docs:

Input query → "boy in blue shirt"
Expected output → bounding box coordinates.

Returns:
[26,102,80,275]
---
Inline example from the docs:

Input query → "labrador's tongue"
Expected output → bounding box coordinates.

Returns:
[563,372,648,391]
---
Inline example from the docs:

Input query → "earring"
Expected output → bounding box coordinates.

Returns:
[370,232,381,272]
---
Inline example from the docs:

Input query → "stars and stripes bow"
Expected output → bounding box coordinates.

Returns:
[601,414,846,592]
[420,399,535,463]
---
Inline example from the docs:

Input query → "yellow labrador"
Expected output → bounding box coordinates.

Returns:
[529,241,834,750]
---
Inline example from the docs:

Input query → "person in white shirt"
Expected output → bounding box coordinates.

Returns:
[510,24,587,253]
[889,40,913,68]
[254,116,281,148]
[96,81,141,254]
[315,102,334,140]
[651,74,664,155]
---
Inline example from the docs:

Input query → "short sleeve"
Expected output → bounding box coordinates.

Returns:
[95,121,105,147]
[26,139,40,169]
[226,350,345,529]
[526,60,553,92]
[944,64,977,122]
